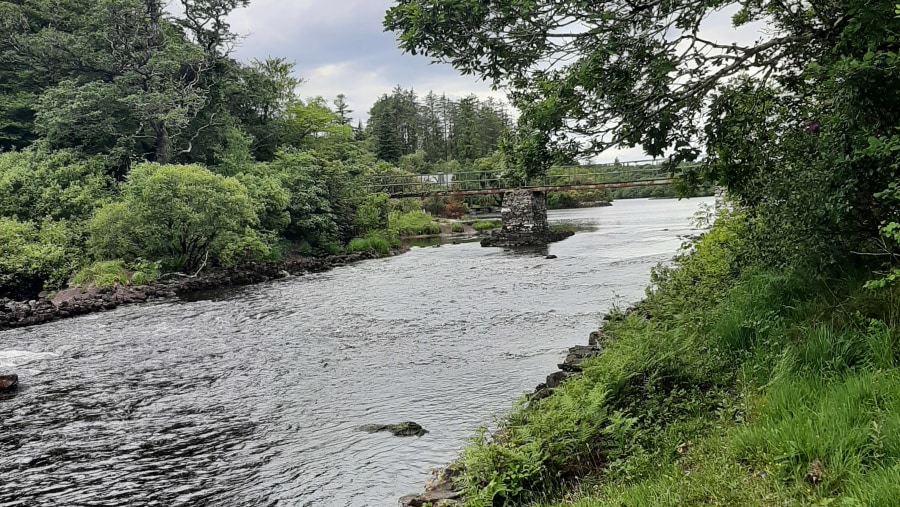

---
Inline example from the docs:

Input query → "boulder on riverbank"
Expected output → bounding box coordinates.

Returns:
[0,374,18,391]
[358,421,428,437]
[558,345,600,372]
[400,466,464,507]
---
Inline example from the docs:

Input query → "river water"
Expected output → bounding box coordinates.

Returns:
[0,197,711,506]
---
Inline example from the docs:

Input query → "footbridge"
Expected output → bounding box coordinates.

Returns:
[367,161,683,248]
[366,160,675,198]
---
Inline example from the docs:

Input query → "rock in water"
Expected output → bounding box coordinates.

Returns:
[358,421,428,437]
[388,422,428,437]
[358,424,389,433]
[0,374,18,391]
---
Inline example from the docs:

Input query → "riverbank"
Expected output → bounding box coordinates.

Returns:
[0,199,714,505]
[403,210,900,506]
[0,248,407,331]
[400,319,615,507]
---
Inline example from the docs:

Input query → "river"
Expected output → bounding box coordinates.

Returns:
[0,197,712,506]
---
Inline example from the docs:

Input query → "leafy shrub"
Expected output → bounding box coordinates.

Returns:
[451,223,465,233]
[390,198,423,214]
[472,220,502,231]
[235,172,291,234]
[346,232,393,254]
[0,218,78,299]
[124,260,161,287]
[389,210,441,236]
[354,192,391,235]
[443,195,470,218]
[0,148,113,222]
[88,163,260,272]
[70,260,129,288]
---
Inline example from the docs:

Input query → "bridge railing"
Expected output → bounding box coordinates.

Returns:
[367,160,678,197]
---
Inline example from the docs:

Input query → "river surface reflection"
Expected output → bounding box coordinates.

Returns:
[0,197,712,506]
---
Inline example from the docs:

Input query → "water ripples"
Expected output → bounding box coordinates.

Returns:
[0,198,711,506]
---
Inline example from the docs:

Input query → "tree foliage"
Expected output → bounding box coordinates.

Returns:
[88,163,259,271]
[0,218,79,299]
[0,149,114,222]
[386,0,900,269]
[367,86,511,165]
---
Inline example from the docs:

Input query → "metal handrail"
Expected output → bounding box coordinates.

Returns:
[367,162,696,197]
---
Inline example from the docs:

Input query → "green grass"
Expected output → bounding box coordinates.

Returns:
[70,259,161,288]
[451,223,466,233]
[346,231,399,254]
[389,210,442,236]
[453,211,900,507]
[71,260,129,288]
[472,220,502,231]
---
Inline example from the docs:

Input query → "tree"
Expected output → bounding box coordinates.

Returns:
[385,1,878,168]
[367,86,511,164]
[2,0,249,169]
[333,94,353,126]
[0,218,78,299]
[88,163,259,272]
[386,1,900,269]
[0,149,114,223]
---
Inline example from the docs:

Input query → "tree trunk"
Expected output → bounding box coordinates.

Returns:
[152,119,171,164]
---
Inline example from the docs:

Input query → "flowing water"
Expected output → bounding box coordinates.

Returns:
[0,197,712,506]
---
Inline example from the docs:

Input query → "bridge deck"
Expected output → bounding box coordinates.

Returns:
[382,179,674,197]
[365,160,689,198]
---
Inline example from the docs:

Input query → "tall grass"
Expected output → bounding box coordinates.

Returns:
[388,210,441,236]
[346,231,398,254]
[472,220,502,231]
[70,259,160,288]
[454,211,900,507]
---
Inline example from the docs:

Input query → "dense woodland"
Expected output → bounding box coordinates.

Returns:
[388,1,900,506]
[0,0,525,300]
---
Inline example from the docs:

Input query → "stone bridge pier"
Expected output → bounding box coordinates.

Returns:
[480,190,574,247]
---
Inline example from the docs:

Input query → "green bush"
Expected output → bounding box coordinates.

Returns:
[70,259,161,288]
[0,218,78,299]
[451,223,465,233]
[0,148,113,222]
[346,232,393,254]
[388,210,441,236]
[70,260,129,288]
[354,192,391,235]
[88,163,261,272]
[472,220,502,231]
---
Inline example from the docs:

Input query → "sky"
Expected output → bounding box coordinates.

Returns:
[226,0,497,125]
[225,1,763,163]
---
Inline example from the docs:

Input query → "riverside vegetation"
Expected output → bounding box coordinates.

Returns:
[0,0,523,301]
[387,0,900,505]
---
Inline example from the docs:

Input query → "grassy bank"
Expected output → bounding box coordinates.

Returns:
[455,211,900,507]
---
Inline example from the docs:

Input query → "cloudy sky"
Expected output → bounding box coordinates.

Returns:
[225,1,762,162]
[227,0,497,124]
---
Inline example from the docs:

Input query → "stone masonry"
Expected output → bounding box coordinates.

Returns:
[481,190,574,247]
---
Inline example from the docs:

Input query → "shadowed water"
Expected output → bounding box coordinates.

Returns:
[0,198,712,506]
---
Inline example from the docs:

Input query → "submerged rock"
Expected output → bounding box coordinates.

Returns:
[0,374,18,391]
[358,421,428,437]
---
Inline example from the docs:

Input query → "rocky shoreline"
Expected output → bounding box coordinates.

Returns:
[399,306,645,507]
[0,248,406,331]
